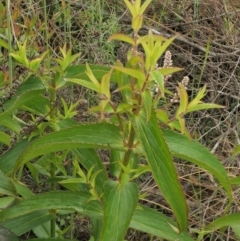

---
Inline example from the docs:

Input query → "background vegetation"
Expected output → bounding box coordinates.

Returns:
[0,0,240,240]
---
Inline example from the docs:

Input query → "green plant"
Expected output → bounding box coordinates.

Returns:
[0,0,240,241]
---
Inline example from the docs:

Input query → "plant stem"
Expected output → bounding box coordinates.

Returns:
[122,124,135,167]
[50,159,56,238]
[6,0,13,88]
[43,0,57,237]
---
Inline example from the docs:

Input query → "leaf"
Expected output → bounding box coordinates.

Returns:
[109,149,122,178]
[162,129,232,203]
[66,78,100,92]
[0,171,17,197]
[108,34,134,45]
[176,83,188,116]
[187,85,206,110]
[1,211,54,236]
[132,14,143,32]
[0,39,9,50]
[0,116,21,133]
[112,66,146,81]
[27,239,75,241]
[85,63,101,90]
[186,103,224,113]
[13,123,124,173]
[203,213,240,232]
[0,191,102,222]
[228,176,240,185]
[142,90,152,121]
[65,65,111,80]
[123,0,136,17]
[0,197,15,209]
[130,206,194,241]
[100,181,139,241]
[150,70,165,97]
[139,0,152,15]
[0,76,45,119]
[73,149,108,194]
[134,111,188,231]
[21,95,50,115]
[0,132,10,146]
[100,72,111,99]
[0,139,30,174]
[158,67,183,76]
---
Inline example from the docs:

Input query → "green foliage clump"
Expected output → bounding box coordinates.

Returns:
[0,0,239,241]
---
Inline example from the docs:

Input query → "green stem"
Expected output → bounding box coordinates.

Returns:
[43,0,57,237]
[122,124,135,167]
[6,0,13,88]
[50,160,56,238]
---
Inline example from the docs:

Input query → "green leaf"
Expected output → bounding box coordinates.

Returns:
[66,78,100,92]
[0,76,45,119]
[0,171,16,196]
[158,67,183,76]
[0,197,15,209]
[1,211,54,236]
[228,176,240,185]
[150,70,164,97]
[27,239,75,241]
[0,191,102,222]
[0,39,9,50]
[162,129,232,203]
[203,213,240,233]
[134,111,188,231]
[139,0,152,15]
[130,206,194,241]
[21,95,50,115]
[142,90,152,121]
[100,181,139,241]
[13,123,124,173]
[65,65,111,80]
[112,66,146,82]
[73,149,108,193]
[0,139,30,174]
[0,132,10,146]
[108,34,134,45]
[186,103,224,113]
[0,117,21,133]
[109,149,122,178]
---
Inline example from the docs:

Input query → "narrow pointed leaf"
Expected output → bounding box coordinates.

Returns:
[73,149,108,194]
[139,0,152,15]
[162,129,232,202]
[100,181,138,241]
[0,76,45,119]
[108,34,134,45]
[66,78,100,92]
[0,139,30,174]
[28,239,75,241]
[0,191,102,222]
[1,211,54,236]
[158,67,183,76]
[0,132,10,146]
[112,66,145,81]
[186,103,224,113]
[130,206,194,241]
[134,111,188,231]
[13,123,124,173]
[204,213,240,232]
